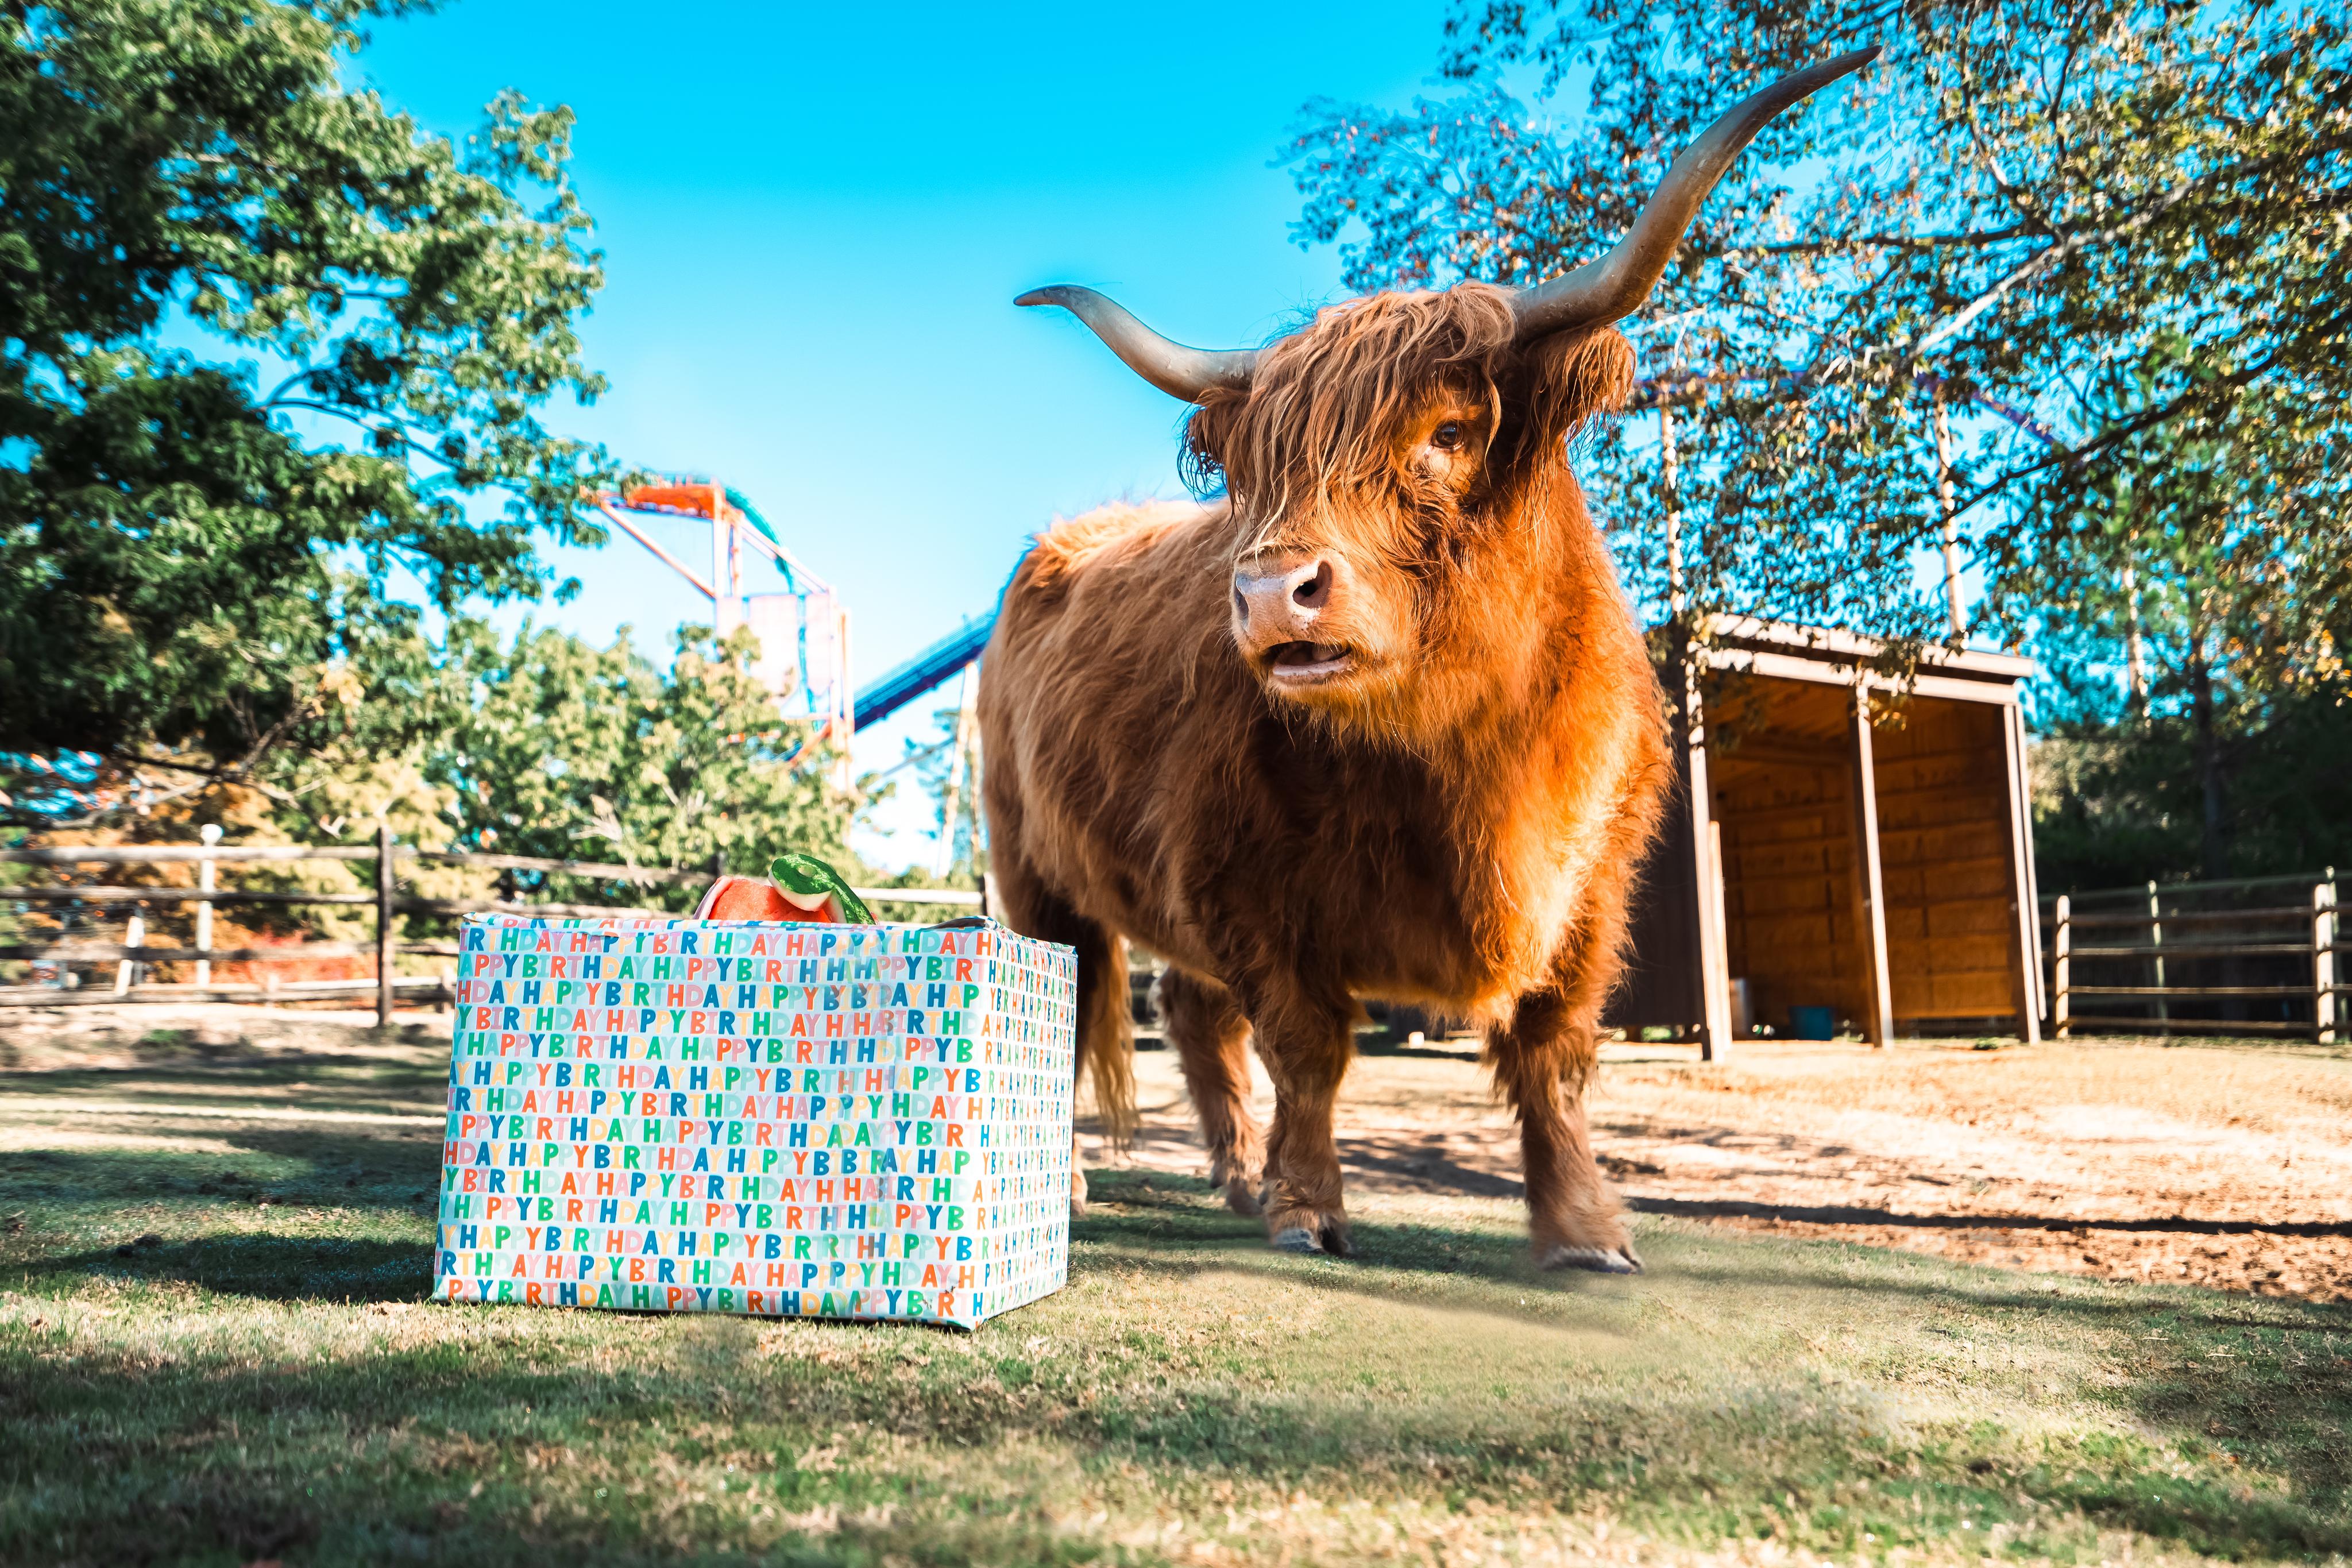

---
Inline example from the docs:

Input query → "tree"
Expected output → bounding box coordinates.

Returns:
[1285,0,2352,651]
[423,622,858,912]
[2032,365,2351,881]
[0,0,617,812]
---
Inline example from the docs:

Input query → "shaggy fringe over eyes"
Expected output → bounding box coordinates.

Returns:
[1181,283,1637,525]
[1184,285,1515,526]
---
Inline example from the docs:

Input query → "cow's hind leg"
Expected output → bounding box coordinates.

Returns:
[988,864,1133,1218]
[1157,967,1264,1214]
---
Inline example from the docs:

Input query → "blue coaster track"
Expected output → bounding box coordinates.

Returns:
[853,613,997,732]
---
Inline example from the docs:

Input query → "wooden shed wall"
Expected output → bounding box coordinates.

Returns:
[1697,675,1861,1031]
[1873,696,2024,1024]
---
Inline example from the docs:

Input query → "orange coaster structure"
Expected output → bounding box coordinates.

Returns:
[594,479,853,751]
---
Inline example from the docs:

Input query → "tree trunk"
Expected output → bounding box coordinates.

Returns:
[2188,631,2227,881]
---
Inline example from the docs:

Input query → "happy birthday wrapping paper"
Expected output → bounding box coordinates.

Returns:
[434,913,1076,1329]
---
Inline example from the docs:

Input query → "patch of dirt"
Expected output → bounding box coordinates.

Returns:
[1088,1037,2352,1303]
[0,1001,442,1073]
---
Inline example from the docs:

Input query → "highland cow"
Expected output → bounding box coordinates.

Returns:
[980,52,1876,1271]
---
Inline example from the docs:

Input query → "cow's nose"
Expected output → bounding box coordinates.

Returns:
[1233,557,1334,646]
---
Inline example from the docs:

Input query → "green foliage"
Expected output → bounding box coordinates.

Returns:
[2033,689,2352,889]
[1285,1,2352,650]
[426,622,856,911]
[2032,376,2350,882]
[0,0,615,784]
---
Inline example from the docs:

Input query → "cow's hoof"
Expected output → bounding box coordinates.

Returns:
[1210,1154,1264,1216]
[1269,1211,1351,1257]
[1540,1243,1643,1275]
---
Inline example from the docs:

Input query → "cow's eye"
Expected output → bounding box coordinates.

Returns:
[1430,422,1463,452]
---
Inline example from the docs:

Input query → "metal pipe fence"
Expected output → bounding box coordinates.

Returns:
[0,835,984,1025]
[2044,870,2339,1042]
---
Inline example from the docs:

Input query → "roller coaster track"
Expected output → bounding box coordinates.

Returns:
[852,615,996,732]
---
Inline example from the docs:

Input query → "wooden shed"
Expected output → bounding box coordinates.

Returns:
[1607,619,2044,1052]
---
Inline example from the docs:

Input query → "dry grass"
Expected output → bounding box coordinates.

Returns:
[0,1008,2347,1566]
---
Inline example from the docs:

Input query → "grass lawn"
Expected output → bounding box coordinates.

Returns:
[2,1021,2349,1565]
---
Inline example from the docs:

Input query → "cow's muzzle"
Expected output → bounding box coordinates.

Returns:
[1233,555,1354,685]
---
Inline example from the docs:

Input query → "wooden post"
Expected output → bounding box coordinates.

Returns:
[2316,879,2338,1046]
[1683,678,1733,1060]
[938,663,978,878]
[2147,880,2168,1029]
[1998,702,2044,1045]
[1658,407,1732,1056]
[115,910,144,995]
[2053,895,2072,1039]
[1847,683,1895,1048]
[376,822,397,1028]
[194,824,219,987]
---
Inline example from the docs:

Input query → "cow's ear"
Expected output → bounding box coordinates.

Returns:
[1181,392,1245,495]
[1510,326,1636,467]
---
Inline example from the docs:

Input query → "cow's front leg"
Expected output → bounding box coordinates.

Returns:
[1246,979,1355,1257]
[1158,967,1264,1214]
[1489,981,1640,1273]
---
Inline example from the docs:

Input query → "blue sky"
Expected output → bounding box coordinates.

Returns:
[350,0,1457,864]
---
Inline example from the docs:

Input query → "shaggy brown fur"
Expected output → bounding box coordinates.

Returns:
[980,284,1671,1266]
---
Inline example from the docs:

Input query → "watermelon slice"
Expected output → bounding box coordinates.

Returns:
[689,853,872,925]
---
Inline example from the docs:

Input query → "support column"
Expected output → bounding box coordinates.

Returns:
[194,823,220,987]
[1683,677,1733,1059]
[1660,402,1731,1056]
[710,482,740,638]
[1847,682,1894,1048]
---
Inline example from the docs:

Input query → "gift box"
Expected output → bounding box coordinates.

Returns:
[433,912,1076,1329]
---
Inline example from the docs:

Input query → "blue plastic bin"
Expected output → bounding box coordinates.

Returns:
[1789,1005,1836,1041]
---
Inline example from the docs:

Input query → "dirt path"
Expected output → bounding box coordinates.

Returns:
[8,1002,2348,1302]
[1088,1035,2352,1303]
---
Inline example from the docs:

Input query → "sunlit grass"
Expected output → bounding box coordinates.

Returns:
[0,1033,2347,1565]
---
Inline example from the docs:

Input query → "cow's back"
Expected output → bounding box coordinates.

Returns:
[979,499,1248,967]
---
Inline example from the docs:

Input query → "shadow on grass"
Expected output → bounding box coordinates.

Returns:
[0,1132,442,1211]
[33,1233,433,1303]
[0,1044,446,1108]
[1629,1193,2352,1239]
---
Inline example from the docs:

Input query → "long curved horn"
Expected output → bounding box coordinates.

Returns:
[1015,285,1262,402]
[1512,47,1881,342]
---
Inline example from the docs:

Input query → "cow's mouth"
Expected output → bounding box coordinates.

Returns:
[1266,642,1354,683]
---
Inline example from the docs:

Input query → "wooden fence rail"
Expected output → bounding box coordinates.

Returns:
[2046,871,2339,1044]
[1,837,985,1025]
